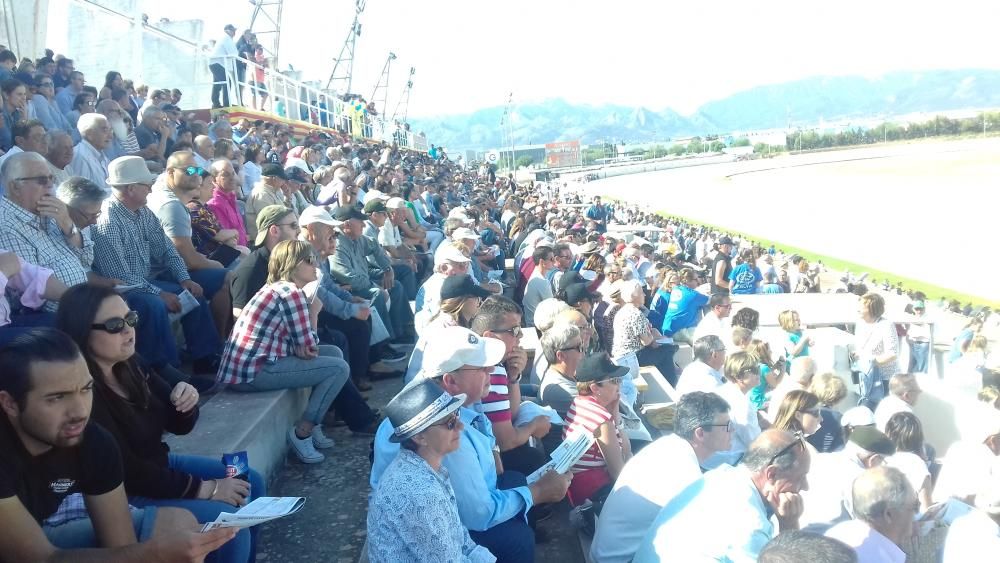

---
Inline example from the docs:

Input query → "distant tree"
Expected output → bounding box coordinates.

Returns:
[708,140,726,152]
[668,144,687,156]
[731,137,751,147]
[516,155,534,169]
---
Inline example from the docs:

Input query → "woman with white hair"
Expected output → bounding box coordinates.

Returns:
[611,279,675,407]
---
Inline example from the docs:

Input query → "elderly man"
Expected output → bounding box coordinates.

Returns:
[676,335,727,397]
[634,429,811,562]
[593,391,733,563]
[825,467,917,563]
[0,153,90,309]
[330,205,415,344]
[415,242,471,326]
[193,134,214,170]
[0,119,48,194]
[146,151,231,337]
[759,531,858,563]
[537,320,584,416]
[372,326,572,563]
[45,130,73,186]
[367,197,419,299]
[96,99,138,161]
[300,205,401,384]
[874,373,921,431]
[92,156,221,379]
[244,163,289,243]
[133,105,173,162]
[66,113,111,190]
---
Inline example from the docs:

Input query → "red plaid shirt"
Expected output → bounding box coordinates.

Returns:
[217,281,318,385]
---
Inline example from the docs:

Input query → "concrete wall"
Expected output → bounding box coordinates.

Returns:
[0,0,49,60]
[48,0,213,109]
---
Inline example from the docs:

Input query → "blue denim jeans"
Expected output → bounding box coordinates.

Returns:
[230,345,349,425]
[127,280,221,368]
[468,471,535,563]
[909,341,930,374]
[129,454,266,563]
[43,506,157,548]
[0,310,56,346]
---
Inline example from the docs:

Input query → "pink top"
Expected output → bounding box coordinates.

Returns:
[0,253,54,326]
[206,187,248,246]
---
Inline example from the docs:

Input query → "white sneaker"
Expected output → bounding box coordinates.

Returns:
[311,425,335,449]
[287,428,325,463]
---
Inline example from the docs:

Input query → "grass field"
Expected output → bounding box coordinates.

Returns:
[591,138,1000,307]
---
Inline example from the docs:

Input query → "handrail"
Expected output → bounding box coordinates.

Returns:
[214,55,427,151]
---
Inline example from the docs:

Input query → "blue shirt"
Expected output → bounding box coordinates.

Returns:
[370,404,534,532]
[647,288,671,333]
[634,464,774,563]
[729,263,762,295]
[661,285,708,335]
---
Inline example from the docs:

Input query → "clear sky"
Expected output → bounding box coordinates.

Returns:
[152,0,1000,118]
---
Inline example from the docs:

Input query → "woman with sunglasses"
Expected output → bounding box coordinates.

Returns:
[218,240,351,465]
[56,283,263,563]
[771,390,823,444]
[563,353,633,506]
[717,351,764,457]
[367,380,494,562]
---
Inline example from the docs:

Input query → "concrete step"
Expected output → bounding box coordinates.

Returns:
[165,388,309,484]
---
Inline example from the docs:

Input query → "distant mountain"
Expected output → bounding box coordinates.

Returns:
[410,69,1000,150]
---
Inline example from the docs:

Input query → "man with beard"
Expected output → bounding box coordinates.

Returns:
[97,99,140,161]
[0,328,237,559]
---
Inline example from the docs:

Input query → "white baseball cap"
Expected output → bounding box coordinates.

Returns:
[841,406,876,428]
[299,206,343,228]
[434,244,471,266]
[420,327,506,378]
[386,197,408,209]
[452,227,480,241]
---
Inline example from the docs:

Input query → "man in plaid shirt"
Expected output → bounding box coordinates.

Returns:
[91,156,221,379]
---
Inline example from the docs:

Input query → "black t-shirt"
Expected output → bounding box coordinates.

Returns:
[0,420,123,524]
[711,252,733,295]
[230,246,271,309]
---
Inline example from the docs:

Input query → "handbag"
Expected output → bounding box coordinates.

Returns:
[208,244,242,267]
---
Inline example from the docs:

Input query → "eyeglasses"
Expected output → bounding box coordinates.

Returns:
[599,376,623,386]
[277,221,300,230]
[767,431,805,467]
[71,207,102,222]
[493,325,522,338]
[177,166,205,177]
[703,420,733,433]
[14,175,55,185]
[91,311,139,334]
[431,411,461,431]
[559,343,584,353]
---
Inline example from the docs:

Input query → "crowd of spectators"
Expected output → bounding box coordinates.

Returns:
[0,38,998,563]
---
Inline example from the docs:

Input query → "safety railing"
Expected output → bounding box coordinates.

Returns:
[210,55,427,151]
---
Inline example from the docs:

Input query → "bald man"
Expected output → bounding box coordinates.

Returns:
[825,467,916,563]
[635,429,810,562]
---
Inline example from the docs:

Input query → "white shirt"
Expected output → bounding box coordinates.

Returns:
[378,221,402,248]
[692,312,727,343]
[592,435,703,563]
[66,140,110,191]
[885,452,930,499]
[716,382,761,455]
[675,361,725,397]
[825,519,905,563]
[934,440,1000,504]
[414,273,448,334]
[209,34,239,66]
[522,269,553,327]
[799,450,863,528]
[874,395,913,432]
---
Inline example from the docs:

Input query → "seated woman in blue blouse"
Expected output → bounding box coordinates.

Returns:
[658,268,708,345]
[367,380,496,563]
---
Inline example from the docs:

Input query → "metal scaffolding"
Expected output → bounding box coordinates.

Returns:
[325,0,365,95]
[248,0,284,68]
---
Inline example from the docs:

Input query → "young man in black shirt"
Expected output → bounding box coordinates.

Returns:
[0,328,235,561]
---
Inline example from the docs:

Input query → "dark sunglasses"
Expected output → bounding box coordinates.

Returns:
[92,311,139,334]
[767,431,805,467]
[431,411,460,431]
[179,166,205,177]
[493,325,522,338]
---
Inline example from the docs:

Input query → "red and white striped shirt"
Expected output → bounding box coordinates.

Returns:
[564,395,623,472]
[480,365,512,424]
[217,281,318,385]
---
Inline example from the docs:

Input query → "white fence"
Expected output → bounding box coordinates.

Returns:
[212,55,427,151]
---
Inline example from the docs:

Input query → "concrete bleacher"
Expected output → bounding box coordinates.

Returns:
[165,388,308,484]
